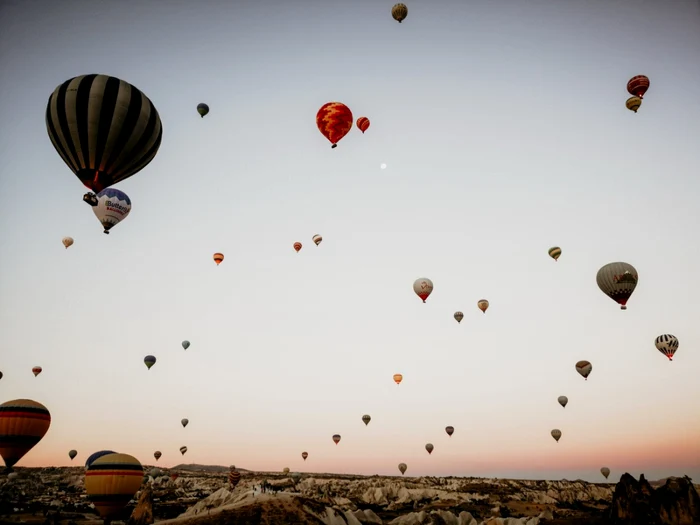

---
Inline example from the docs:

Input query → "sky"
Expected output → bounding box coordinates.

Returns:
[0,0,699,484]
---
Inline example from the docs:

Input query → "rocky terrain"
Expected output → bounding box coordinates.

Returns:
[0,465,697,524]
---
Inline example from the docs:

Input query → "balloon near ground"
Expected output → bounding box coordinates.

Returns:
[84,453,143,519]
[0,399,51,470]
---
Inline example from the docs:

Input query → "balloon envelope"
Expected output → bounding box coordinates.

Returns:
[69,449,78,460]
[197,103,210,117]
[575,360,592,380]
[655,334,679,361]
[392,3,408,22]
[596,262,638,310]
[413,278,433,302]
[84,453,143,519]
[182,341,190,350]
[316,103,353,148]
[0,399,51,469]
[92,188,131,234]
[45,74,163,193]
[558,396,568,408]
[85,450,116,469]
[398,462,407,475]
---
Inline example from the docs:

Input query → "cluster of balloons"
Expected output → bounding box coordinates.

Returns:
[625,75,650,113]
[0,6,683,521]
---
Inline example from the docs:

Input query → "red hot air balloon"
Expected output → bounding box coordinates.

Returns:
[627,75,650,99]
[316,102,353,148]
[356,117,370,134]
[32,367,42,377]
[294,242,302,253]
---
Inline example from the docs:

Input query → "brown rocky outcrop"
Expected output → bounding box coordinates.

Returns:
[128,483,155,525]
[610,473,700,525]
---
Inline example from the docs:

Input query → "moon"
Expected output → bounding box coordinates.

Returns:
[380,163,387,170]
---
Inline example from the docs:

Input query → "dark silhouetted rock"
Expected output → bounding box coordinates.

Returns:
[611,473,700,525]
[128,483,154,525]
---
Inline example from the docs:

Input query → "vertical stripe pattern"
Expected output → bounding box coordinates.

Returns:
[0,399,51,469]
[392,3,408,23]
[46,74,163,192]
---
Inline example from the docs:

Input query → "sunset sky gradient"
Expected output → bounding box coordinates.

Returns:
[0,0,699,483]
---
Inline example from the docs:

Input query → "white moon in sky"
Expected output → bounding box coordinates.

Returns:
[380,163,387,170]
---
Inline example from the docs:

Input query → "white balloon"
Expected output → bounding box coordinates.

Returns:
[92,188,131,234]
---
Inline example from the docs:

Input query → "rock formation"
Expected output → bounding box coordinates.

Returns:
[610,473,700,525]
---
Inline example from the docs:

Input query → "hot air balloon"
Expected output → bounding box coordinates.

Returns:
[32,366,42,377]
[425,443,434,455]
[197,103,210,118]
[294,242,302,253]
[655,334,679,361]
[398,463,407,475]
[626,97,642,113]
[392,3,408,23]
[445,426,454,437]
[558,396,568,408]
[62,237,74,249]
[302,451,308,461]
[356,117,370,134]
[291,472,301,483]
[179,446,187,455]
[627,75,650,99]
[283,467,290,474]
[601,467,610,479]
[413,278,433,303]
[551,429,562,442]
[154,451,162,461]
[0,399,51,471]
[362,414,371,426]
[0,372,3,381]
[229,467,241,488]
[85,450,116,469]
[596,262,638,310]
[144,355,156,370]
[393,373,403,385]
[312,234,323,246]
[213,252,224,265]
[181,418,189,428]
[46,75,162,205]
[69,449,77,460]
[84,453,143,520]
[332,434,341,445]
[548,247,561,261]
[91,188,131,234]
[182,340,190,350]
[478,299,489,313]
[316,102,353,148]
[575,360,592,380]
[454,311,464,323]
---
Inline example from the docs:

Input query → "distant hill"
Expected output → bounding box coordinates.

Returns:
[171,463,250,473]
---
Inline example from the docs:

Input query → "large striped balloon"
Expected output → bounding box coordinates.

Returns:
[316,102,353,148]
[46,74,163,193]
[85,450,116,469]
[0,399,51,470]
[84,453,143,519]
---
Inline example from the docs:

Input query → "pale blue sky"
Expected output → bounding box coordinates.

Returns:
[0,0,699,482]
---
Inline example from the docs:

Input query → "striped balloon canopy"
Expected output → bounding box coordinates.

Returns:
[45,74,163,194]
[0,399,51,470]
[84,453,143,519]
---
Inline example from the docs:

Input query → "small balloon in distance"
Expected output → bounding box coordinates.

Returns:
[380,163,387,170]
